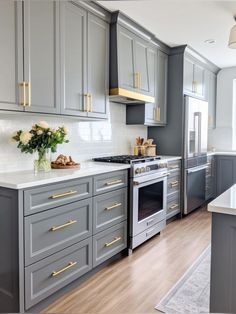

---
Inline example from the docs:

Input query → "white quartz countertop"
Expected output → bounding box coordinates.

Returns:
[0,155,181,190]
[208,184,236,216]
[0,162,131,190]
[207,151,236,156]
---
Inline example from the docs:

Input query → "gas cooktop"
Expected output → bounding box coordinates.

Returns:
[93,155,161,164]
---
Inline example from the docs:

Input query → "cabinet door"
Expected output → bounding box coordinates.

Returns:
[0,1,23,111]
[184,57,194,94]
[87,13,109,119]
[207,71,217,129]
[117,26,135,91]
[194,63,205,99]
[23,0,60,114]
[60,2,87,117]
[156,50,168,124]
[135,38,153,96]
[216,156,235,196]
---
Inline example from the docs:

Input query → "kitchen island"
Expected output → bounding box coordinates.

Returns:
[208,185,236,313]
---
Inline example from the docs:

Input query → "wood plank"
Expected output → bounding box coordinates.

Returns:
[43,207,211,313]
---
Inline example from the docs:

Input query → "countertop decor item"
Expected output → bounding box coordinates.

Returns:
[12,121,69,173]
[51,154,80,169]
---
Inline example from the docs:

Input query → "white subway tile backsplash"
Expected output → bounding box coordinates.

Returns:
[0,102,147,173]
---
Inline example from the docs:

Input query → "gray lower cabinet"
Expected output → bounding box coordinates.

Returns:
[93,221,127,267]
[0,1,23,111]
[166,160,181,220]
[216,156,236,196]
[25,237,92,309]
[0,170,128,312]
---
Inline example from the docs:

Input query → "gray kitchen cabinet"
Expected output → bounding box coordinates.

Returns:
[23,0,60,114]
[0,1,23,111]
[60,1,87,117]
[0,169,128,312]
[60,2,109,119]
[216,156,236,196]
[206,71,217,129]
[87,13,109,119]
[117,25,136,91]
[184,54,205,99]
[126,49,168,126]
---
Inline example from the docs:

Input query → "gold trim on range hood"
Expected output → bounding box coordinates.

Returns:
[109,88,155,104]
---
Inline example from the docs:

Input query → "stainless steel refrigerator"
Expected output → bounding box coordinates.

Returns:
[184,96,208,214]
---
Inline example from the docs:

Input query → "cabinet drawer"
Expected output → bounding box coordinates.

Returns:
[167,193,180,216]
[93,170,128,195]
[167,174,180,195]
[167,160,181,172]
[25,237,92,310]
[93,188,127,234]
[93,222,127,267]
[24,177,92,215]
[25,199,92,266]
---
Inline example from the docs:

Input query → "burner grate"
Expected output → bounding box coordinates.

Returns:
[93,155,161,164]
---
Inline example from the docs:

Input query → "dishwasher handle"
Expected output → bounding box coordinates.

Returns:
[187,164,208,173]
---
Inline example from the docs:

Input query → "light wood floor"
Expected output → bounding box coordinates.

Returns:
[43,207,211,314]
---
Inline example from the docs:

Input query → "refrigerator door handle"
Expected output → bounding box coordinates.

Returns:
[198,112,202,155]
[187,164,208,173]
[194,113,199,156]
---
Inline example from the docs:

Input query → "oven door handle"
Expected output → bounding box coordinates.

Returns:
[187,164,208,173]
[133,172,168,186]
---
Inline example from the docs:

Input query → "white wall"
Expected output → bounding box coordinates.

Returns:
[208,67,236,151]
[0,102,147,173]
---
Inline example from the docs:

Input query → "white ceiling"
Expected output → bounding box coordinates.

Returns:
[98,0,236,68]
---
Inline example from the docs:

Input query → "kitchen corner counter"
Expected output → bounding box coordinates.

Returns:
[207,151,236,157]
[0,162,130,190]
[208,184,236,216]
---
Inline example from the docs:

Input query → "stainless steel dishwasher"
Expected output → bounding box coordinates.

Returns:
[184,164,208,214]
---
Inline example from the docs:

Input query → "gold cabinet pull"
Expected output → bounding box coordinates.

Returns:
[105,236,122,247]
[105,179,123,186]
[155,107,161,121]
[169,203,179,210]
[51,261,77,277]
[20,81,26,107]
[84,94,89,112]
[105,202,122,211]
[89,93,93,112]
[50,219,77,232]
[170,181,179,187]
[50,190,78,199]
[27,82,31,107]
[134,73,139,89]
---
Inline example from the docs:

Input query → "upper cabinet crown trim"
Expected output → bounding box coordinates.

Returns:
[72,1,111,22]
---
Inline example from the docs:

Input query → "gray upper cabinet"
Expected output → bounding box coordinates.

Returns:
[126,48,168,126]
[23,0,60,114]
[60,2,87,117]
[0,1,23,111]
[60,2,108,119]
[117,26,136,91]
[87,13,109,119]
[206,71,217,129]
[184,54,205,99]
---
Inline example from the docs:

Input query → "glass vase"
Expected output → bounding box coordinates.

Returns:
[34,149,51,173]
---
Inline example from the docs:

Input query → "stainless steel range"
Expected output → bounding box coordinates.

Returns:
[93,155,168,251]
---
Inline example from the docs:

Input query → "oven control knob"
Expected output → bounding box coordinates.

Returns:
[146,167,151,172]
[135,168,141,174]
[141,167,146,173]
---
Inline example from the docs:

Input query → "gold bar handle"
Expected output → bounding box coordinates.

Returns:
[50,190,78,199]
[105,202,122,211]
[170,181,179,187]
[89,93,93,112]
[169,203,179,210]
[105,236,122,247]
[105,179,123,186]
[134,73,139,89]
[51,219,77,232]
[20,81,26,107]
[84,94,89,112]
[51,261,77,277]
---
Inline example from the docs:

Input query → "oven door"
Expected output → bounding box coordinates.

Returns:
[132,175,167,236]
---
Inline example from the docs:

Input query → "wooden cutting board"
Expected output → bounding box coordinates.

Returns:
[51,163,80,169]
